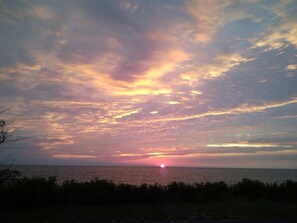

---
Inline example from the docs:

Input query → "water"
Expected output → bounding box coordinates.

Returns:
[11,165,297,185]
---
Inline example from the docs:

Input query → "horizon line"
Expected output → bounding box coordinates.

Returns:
[8,163,297,170]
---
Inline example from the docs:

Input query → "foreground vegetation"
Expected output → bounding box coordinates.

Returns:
[1,169,297,222]
[1,202,297,222]
[1,169,297,208]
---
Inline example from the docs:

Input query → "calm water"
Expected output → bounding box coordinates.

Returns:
[12,165,297,185]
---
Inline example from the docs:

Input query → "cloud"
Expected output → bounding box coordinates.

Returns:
[0,1,64,67]
[29,5,57,20]
[286,64,297,70]
[142,97,297,123]
[113,108,141,119]
[52,154,97,159]
[274,115,297,119]
[119,1,139,12]
[52,1,191,87]
[186,0,230,43]
[182,52,254,82]
[252,23,297,51]
[1,0,297,168]
[207,142,292,148]
[185,0,265,44]
[251,1,297,51]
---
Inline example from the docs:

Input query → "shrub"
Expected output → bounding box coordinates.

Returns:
[1,174,297,208]
[4,176,58,207]
[201,181,228,201]
[232,178,266,200]
[279,180,297,201]
[0,169,21,187]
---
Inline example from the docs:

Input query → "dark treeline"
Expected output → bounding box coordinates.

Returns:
[1,169,297,208]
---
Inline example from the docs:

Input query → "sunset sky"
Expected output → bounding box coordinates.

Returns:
[1,0,297,168]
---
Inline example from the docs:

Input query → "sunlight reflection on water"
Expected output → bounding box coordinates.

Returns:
[13,165,297,185]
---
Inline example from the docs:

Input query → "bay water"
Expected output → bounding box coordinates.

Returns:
[11,165,297,185]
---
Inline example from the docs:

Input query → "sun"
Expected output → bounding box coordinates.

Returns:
[160,164,165,168]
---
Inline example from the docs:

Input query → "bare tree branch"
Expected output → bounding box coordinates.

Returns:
[0,108,22,168]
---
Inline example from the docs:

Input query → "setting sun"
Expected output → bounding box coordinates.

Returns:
[160,164,165,168]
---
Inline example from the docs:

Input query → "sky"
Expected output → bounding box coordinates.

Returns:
[0,0,297,168]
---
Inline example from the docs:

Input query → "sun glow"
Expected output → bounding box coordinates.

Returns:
[160,164,165,168]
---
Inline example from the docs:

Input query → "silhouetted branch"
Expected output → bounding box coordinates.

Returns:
[0,108,22,168]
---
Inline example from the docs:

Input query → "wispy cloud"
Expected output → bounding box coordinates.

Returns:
[143,98,297,123]
[207,143,292,148]
[52,154,97,159]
